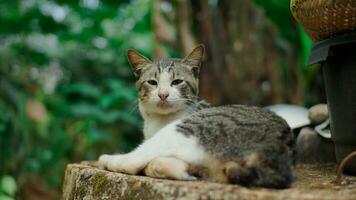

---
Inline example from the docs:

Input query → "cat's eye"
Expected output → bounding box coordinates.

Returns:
[171,79,183,86]
[147,80,157,86]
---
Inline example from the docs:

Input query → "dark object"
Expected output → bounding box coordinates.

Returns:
[308,32,356,175]
[336,151,356,183]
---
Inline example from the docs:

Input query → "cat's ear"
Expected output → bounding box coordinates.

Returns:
[184,44,204,66]
[183,44,204,78]
[127,49,152,77]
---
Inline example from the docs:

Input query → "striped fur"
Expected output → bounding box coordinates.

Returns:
[99,45,296,189]
[177,105,296,188]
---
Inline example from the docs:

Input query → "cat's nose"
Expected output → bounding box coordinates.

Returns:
[158,91,169,101]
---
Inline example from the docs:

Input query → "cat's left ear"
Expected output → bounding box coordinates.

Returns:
[183,44,204,78]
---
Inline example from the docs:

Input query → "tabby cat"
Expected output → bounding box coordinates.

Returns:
[99,45,296,188]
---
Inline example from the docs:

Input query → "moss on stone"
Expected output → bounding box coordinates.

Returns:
[73,183,87,199]
[92,172,109,195]
[125,181,163,200]
[67,176,86,200]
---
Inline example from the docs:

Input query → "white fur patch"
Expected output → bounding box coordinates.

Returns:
[140,107,186,139]
[99,120,209,174]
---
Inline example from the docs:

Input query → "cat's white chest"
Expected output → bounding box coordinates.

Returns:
[144,119,168,139]
[143,112,186,139]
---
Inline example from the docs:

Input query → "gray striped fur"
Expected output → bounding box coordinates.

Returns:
[177,105,296,188]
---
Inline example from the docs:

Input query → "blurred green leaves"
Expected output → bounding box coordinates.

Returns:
[0,175,17,200]
[0,0,150,197]
[255,0,313,65]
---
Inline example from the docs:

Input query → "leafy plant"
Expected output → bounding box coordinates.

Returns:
[0,0,151,197]
[0,175,17,200]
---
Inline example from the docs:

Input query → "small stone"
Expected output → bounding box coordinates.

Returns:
[297,127,335,163]
[297,128,321,161]
[308,104,329,125]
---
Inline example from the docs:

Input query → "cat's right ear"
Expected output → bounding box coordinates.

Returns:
[127,49,152,77]
[183,44,204,78]
[183,44,204,67]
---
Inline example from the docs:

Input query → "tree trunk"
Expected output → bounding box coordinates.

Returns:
[153,0,304,106]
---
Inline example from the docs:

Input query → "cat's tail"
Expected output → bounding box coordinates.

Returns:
[223,153,293,189]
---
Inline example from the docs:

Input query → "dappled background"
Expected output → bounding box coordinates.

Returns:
[0,0,325,199]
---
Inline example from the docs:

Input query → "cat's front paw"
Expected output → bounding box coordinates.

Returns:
[98,154,111,165]
[98,154,143,175]
[144,157,197,181]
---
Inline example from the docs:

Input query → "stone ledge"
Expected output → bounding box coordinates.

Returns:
[62,163,356,200]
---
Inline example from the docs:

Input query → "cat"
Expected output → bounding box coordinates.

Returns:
[99,45,296,188]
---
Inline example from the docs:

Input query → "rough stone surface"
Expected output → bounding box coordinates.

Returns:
[62,163,356,200]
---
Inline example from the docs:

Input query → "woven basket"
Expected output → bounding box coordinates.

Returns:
[291,0,356,41]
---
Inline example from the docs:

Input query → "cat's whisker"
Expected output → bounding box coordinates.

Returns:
[127,99,140,114]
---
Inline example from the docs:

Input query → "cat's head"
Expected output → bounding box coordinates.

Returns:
[127,45,204,115]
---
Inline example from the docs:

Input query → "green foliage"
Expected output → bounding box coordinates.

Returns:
[0,175,17,200]
[0,0,152,195]
[255,0,296,41]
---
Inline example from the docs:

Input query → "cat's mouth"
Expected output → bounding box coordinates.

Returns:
[156,100,173,109]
